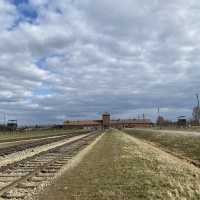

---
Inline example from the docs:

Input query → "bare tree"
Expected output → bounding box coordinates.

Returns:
[192,94,200,124]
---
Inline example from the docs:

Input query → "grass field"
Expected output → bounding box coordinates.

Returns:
[124,128,200,165]
[152,126,200,132]
[0,129,87,143]
[38,129,200,200]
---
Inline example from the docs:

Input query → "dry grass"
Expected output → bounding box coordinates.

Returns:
[152,126,200,133]
[125,128,200,163]
[38,130,200,200]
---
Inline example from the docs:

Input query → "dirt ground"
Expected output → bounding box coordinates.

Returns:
[37,130,200,200]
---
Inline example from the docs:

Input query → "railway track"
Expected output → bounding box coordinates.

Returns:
[0,132,99,200]
[0,131,88,157]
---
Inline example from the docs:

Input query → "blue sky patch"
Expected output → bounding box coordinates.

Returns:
[33,86,54,97]
[36,54,65,71]
[10,0,29,6]
[36,58,48,70]
[9,0,38,25]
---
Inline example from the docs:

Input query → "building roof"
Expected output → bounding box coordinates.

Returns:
[64,118,151,126]
[64,120,101,126]
[102,112,110,116]
[111,119,151,124]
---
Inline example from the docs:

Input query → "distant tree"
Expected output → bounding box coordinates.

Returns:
[156,116,165,126]
[192,106,200,124]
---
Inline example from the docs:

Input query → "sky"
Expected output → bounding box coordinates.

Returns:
[0,0,200,125]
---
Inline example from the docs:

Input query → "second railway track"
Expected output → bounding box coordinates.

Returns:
[0,131,89,157]
[0,132,100,200]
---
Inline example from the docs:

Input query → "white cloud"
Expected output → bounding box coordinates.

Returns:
[0,0,17,31]
[0,0,200,124]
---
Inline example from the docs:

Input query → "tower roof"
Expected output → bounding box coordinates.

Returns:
[102,112,110,116]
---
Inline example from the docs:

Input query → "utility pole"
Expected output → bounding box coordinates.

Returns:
[157,107,160,116]
[193,94,200,124]
[1,112,6,125]
[197,94,200,108]
[196,94,200,123]
[157,107,162,129]
[4,112,6,126]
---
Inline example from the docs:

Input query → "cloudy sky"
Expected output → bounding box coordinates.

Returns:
[0,0,200,125]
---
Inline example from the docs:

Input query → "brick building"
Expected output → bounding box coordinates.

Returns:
[64,113,152,130]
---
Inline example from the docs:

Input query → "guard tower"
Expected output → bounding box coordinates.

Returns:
[7,120,18,131]
[102,112,110,130]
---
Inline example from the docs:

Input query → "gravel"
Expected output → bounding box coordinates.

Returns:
[0,134,90,168]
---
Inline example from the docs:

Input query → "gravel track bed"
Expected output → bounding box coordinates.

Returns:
[0,132,100,200]
[0,134,91,168]
[0,134,70,149]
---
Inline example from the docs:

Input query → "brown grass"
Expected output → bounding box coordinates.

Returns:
[37,130,200,200]
[124,128,200,163]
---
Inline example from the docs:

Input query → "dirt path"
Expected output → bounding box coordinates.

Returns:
[37,130,200,200]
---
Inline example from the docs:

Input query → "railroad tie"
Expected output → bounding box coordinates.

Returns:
[1,188,26,199]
